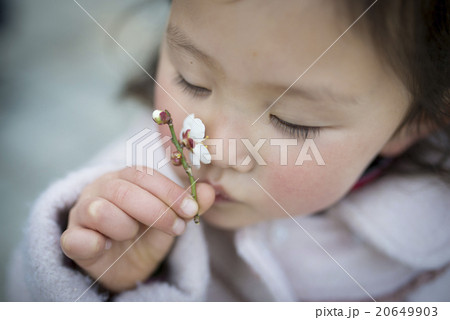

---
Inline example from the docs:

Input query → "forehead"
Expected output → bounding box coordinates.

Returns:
[171,1,359,74]
[169,0,388,105]
[170,0,347,64]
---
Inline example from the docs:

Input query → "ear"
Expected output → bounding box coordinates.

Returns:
[380,121,432,157]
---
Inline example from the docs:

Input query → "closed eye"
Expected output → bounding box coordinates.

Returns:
[270,114,321,139]
[175,73,211,98]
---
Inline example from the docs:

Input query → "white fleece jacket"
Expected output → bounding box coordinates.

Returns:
[7,120,450,301]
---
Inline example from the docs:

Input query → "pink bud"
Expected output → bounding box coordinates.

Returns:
[171,151,182,166]
[152,109,172,125]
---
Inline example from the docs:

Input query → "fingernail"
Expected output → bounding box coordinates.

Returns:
[89,200,102,218]
[61,233,69,251]
[180,197,198,217]
[104,239,112,250]
[172,218,186,235]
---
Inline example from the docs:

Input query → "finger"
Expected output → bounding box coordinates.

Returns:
[118,167,200,219]
[74,197,140,242]
[100,178,187,236]
[139,227,176,263]
[61,227,109,261]
[195,183,216,216]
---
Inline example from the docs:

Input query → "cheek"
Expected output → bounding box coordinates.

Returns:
[264,165,341,214]
[262,143,364,215]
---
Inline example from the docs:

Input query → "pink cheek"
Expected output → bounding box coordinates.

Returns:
[265,166,308,203]
[268,169,300,197]
[264,164,340,214]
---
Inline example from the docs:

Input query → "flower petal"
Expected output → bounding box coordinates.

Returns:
[182,114,195,133]
[190,146,201,168]
[183,114,205,139]
[195,144,212,164]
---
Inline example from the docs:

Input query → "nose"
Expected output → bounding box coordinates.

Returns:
[201,111,256,173]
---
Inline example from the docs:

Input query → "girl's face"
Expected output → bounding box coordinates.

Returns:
[154,0,414,229]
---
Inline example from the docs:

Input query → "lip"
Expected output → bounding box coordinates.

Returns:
[200,180,234,203]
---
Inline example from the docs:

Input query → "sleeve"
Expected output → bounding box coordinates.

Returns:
[6,148,212,301]
[6,163,121,301]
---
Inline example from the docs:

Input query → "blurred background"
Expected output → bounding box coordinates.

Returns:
[0,0,169,300]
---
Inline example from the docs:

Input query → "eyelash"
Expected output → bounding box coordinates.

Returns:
[175,74,211,98]
[270,115,321,139]
[174,73,320,139]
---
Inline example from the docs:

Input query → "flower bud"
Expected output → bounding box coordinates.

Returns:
[152,109,171,125]
[171,151,183,166]
[181,129,195,151]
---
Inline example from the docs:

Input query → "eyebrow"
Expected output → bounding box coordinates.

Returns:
[167,25,357,106]
[166,24,222,71]
[280,85,359,105]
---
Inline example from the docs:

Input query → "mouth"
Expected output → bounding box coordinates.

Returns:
[200,180,234,203]
[214,187,232,203]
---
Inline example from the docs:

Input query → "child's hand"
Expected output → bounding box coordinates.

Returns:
[60,167,215,293]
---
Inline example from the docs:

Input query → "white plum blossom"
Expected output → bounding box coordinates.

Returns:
[180,114,211,168]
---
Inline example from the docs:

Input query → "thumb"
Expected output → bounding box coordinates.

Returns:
[195,182,215,216]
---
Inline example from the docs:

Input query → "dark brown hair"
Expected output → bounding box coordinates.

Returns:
[345,0,450,179]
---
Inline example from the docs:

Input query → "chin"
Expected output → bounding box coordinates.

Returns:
[202,205,261,230]
[202,209,237,230]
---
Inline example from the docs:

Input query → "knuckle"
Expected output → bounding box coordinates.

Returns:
[108,179,130,206]
[160,210,178,231]
[148,204,171,226]
[94,172,115,187]
[103,170,120,181]
[120,166,135,176]
[80,182,94,196]
[156,207,169,221]
[130,167,148,186]
[164,182,180,203]
[158,200,174,218]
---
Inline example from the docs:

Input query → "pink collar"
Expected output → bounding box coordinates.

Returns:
[351,157,394,192]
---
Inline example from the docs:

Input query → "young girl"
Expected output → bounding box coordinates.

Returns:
[8,0,450,301]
